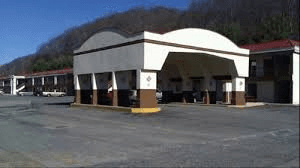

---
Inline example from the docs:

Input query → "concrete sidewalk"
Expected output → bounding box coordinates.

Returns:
[159,102,265,108]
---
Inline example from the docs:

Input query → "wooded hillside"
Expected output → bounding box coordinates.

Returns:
[0,0,298,76]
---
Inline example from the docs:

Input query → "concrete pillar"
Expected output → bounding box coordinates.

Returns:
[10,77,13,95]
[292,52,299,104]
[74,74,81,104]
[32,77,34,86]
[112,71,118,106]
[136,69,158,108]
[12,76,17,95]
[232,77,246,105]
[42,77,44,86]
[92,73,97,105]
[182,76,194,103]
[202,76,216,104]
[54,76,57,85]
[222,81,232,104]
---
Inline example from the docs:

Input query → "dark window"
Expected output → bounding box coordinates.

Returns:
[247,84,257,97]
[249,60,257,77]
[264,59,273,77]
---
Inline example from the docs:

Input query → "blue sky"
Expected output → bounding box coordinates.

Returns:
[0,0,189,65]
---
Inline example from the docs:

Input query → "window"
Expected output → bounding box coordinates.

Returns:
[264,58,273,77]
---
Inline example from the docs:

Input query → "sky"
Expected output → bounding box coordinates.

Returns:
[0,0,189,65]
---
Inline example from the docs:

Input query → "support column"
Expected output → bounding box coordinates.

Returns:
[202,76,216,104]
[12,76,17,95]
[10,77,13,95]
[74,74,81,104]
[32,77,34,86]
[182,77,194,103]
[112,71,118,106]
[135,69,159,111]
[232,77,246,105]
[92,73,97,105]
[222,81,232,104]
[292,52,299,104]
[42,77,44,86]
[54,76,57,85]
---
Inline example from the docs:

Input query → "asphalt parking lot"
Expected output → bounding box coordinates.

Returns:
[0,95,299,167]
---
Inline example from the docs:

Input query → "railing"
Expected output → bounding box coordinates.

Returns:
[16,83,25,90]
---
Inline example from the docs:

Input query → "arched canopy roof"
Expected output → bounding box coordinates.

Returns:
[74,28,248,55]
[160,28,242,54]
[74,28,249,77]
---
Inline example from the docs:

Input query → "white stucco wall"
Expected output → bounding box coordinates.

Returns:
[74,43,145,75]
[136,70,157,90]
[232,77,245,92]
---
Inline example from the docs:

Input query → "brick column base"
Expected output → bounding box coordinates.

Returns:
[232,91,245,105]
[112,90,118,106]
[75,90,81,104]
[136,89,158,108]
[92,90,97,105]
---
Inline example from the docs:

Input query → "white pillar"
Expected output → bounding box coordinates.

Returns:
[54,76,57,85]
[222,81,232,103]
[111,71,118,106]
[136,69,158,109]
[91,73,97,105]
[10,78,12,95]
[74,75,80,90]
[112,71,117,90]
[232,77,245,92]
[42,77,44,85]
[292,52,299,104]
[32,77,34,86]
[12,76,17,95]
[92,73,97,90]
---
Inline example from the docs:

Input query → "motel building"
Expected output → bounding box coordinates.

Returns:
[0,68,74,96]
[73,28,251,113]
[241,40,299,105]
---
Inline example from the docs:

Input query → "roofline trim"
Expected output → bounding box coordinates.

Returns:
[250,47,295,54]
[74,39,249,57]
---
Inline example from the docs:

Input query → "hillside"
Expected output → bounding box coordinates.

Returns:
[0,0,298,76]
